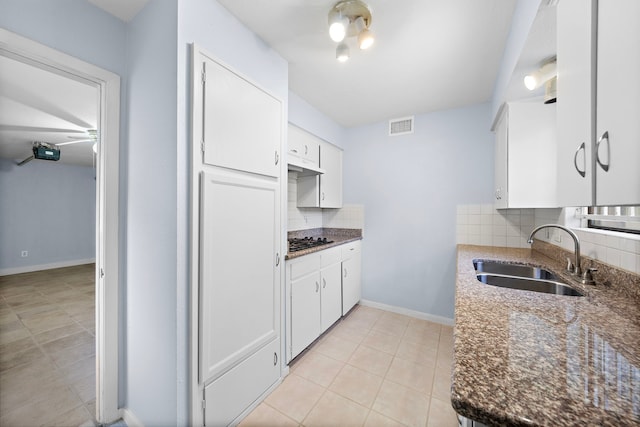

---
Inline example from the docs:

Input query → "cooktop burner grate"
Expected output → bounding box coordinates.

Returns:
[288,237,334,252]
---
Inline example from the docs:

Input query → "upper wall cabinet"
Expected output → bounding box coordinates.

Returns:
[557,0,640,206]
[288,124,320,169]
[494,102,557,209]
[202,59,281,178]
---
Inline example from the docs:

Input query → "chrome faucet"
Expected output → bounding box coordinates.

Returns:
[527,224,582,276]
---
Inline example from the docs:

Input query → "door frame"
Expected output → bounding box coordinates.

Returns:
[0,29,121,423]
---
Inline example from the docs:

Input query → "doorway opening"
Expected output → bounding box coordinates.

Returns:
[0,28,120,424]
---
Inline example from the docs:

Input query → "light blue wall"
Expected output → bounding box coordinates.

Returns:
[125,0,179,425]
[0,158,95,272]
[343,103,494,319]
[289,91,346,147]
[491,0,542,120]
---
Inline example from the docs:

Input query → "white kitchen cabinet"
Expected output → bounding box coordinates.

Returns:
[193,49,283,426]
[341,241,362,315]
[320,249,343,333]
[288,123,320,168]
[202,57,281,178]
[286,242,361,361]
[297,140,343,209]
[493,102,557,209]
[595,0,640,206]
[556,0,640,206]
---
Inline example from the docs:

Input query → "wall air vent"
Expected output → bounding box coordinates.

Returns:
[388,116,414,136]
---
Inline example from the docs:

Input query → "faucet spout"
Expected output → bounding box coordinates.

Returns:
[528,224,582,276]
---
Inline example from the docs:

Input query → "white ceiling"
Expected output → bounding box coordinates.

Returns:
[217,0,518,127]
[0,54,99,167]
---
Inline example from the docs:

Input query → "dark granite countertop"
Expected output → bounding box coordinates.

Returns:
[285,228,362,260]
[453,245,640,427]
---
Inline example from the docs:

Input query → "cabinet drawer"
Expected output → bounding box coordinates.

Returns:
[320,246,342,267]
[288,253,321,281]
[341,240,361,259]
[204,339,280,427]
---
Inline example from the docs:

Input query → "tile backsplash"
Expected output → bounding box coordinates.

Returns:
[457,204,640,275]
[288,172,364,232]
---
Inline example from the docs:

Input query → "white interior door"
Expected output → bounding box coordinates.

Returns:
[199,170,279,383]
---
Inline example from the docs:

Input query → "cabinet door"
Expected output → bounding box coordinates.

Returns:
[320,262,343,333]
[288,124,320,167]
[290,272,321,359]
[200,171,280,383]
[494,108,508,209]
[595,0,640,206]
[319,142,343,208]
[202,56,281,177]
[556,0,596,207]
[341,244,362,316]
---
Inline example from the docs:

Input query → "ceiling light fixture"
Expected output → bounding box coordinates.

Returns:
[336,43,350,62]
[328,0,374,61]
[524,57,557,91]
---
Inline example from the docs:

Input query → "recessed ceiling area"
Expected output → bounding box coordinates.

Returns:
[0,54,99,167]
[217,0,518,127]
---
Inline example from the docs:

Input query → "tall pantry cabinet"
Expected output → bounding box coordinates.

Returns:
[557,0,640,206]
[191,47,283,426]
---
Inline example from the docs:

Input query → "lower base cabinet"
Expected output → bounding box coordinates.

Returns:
[286,241,362,362]
[203,339,280,426]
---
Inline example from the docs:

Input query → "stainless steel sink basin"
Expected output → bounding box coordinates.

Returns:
[473,260,559,281]
[476,273,584,297]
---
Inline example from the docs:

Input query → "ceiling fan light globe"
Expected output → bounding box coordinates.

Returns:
[329,21,347,42]
[358,29,374,49]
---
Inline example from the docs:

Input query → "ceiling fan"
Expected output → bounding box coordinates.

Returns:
[17,129,98,166]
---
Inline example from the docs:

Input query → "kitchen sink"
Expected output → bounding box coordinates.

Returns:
[473,260,559,280]
[476,274,584,296]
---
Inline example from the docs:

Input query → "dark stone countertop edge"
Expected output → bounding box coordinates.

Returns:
[285,228,362,260]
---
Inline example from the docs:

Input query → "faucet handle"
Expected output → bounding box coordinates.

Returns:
[566,257,574,273]
[582,267,598,285]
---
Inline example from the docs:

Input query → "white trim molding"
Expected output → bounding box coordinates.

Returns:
[359,299,455,326]
[0,259,96,276]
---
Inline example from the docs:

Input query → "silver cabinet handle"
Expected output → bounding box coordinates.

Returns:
[322,192,325,201]
[322,277,326,288]
[290,148,298,154]
[343,269,347,278]
[275,253,280,267]
[274,352,278,366]
[275,150,279,165]
[304,144,308,155]
[596,131,610,172]
[573,142,586,178]
[315,282,319,293]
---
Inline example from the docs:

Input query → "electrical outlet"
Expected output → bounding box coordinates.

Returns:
[21,250,28,257]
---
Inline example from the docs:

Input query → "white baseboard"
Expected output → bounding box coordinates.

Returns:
[359,299,454,326]
[0,258,95,276]
[120,407,144,427]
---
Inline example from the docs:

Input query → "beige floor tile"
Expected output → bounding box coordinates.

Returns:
[32,323,84,345]
[0,383,83,427]
[49,340,95,368]
[427,397,458,427]
[373,380,430,427]
[292,351,344,387]
[402,327,441,347]
[395,339,438,368]
[408,318,442,334]
[302,390,369,427]
[361,329,401,355]
[71,372,96,402]
[0,344,46,372]
[58,355,95,383]
[42,330,94,354]
[386,357,434,395]
[48,404,94,427]
[329,323,368,344]
[347,344,393,378]
[0,335,36,356]
[328,364,383,408]
[372,316,409,336]
[265,374,325,422]
[313,335,359,362]
[0,326,31,345]
[239,403,299,427]
[21,311,75,335]
[364,410,406,427]
[431,368,452,401]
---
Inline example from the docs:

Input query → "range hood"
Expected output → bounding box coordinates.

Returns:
[287,157,325,177]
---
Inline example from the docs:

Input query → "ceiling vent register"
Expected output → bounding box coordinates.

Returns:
[389,116,414,136]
